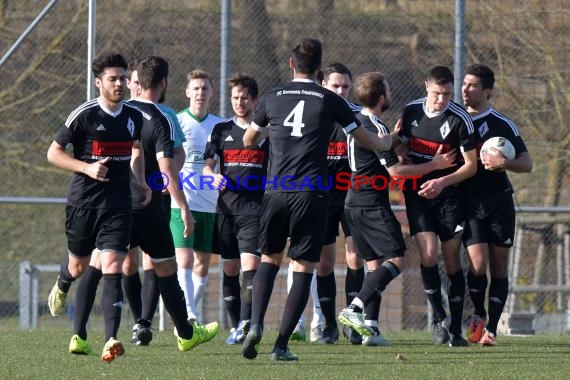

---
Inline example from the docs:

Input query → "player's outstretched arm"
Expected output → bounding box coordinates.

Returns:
[350,126,393,153]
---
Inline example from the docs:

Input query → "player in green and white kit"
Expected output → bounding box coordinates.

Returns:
[172,70,225,324]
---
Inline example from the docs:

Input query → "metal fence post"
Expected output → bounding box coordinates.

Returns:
[31,265,39,329]
[218,259,227,330]
[453,0,466,105]
[219,0,232,118]
[507,224,525,313]
[87,0,97,101]
[19,261,32,330]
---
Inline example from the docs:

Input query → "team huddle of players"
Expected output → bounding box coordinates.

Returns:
[46,37,532,362]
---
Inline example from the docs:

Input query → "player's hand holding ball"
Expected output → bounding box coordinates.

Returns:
[480,136,515,172]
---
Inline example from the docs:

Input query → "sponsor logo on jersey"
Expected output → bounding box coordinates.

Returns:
[92,140,134,156]
[224,135,234,142]
[478,121,489,138]
[223,149,266,168]
[186,150,205,164]
[127,117,135,137]
[411,120,419,127]
[327,141,348,159]
[440,121,450,139]
[97,124,106,131]
[409,137,452,156]
[504,238,512,245]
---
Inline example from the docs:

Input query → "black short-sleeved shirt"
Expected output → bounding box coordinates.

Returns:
[127,99,175,209]
[203,118,269,215]
[462,107,528,195]
[345,110,399,209]
[251,79,360,193]
[328,101,362,191]
[54,98,143,209]
[399,98,476,189]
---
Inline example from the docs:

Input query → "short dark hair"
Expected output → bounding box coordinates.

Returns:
[127,59,140,78]
[323,62,352,82]
[137,56,169,90]
[92,52,128,79]
[355,72,388,108]
[228,73,259,100]
[186,69,213,87]
[291,38,322,74]
[465,64,495,90]
[427,65,454,85]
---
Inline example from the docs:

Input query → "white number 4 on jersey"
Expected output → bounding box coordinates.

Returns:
[284,100,305,137]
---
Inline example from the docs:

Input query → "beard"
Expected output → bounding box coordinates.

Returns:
[107,89,124,103]
[234,109,251,118]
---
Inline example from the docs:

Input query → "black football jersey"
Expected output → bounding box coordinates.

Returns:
[345,110,399,209]
[327,101,362,196]
[400,98,476,188]
[54,98,143,209]
[251,79,360,192]
[328,101,362,189]
[127,99,175,209]
[462,107,528,194]
[204,118,269,215]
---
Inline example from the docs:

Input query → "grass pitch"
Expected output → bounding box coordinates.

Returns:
[1,328,568,379]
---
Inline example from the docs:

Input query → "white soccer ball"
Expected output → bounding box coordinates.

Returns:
[480,136,516,161]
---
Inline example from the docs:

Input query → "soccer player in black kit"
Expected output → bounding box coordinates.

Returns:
[289,62,362,344]
[317,63,363,344]
[203,73,267,345]
[53,56,219,360]
[337,72,457,346]
[123,56,220,351]
[240,38,395,361]
[399,66,477,347]
[461,64,532,346]
[47,52,149,362]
